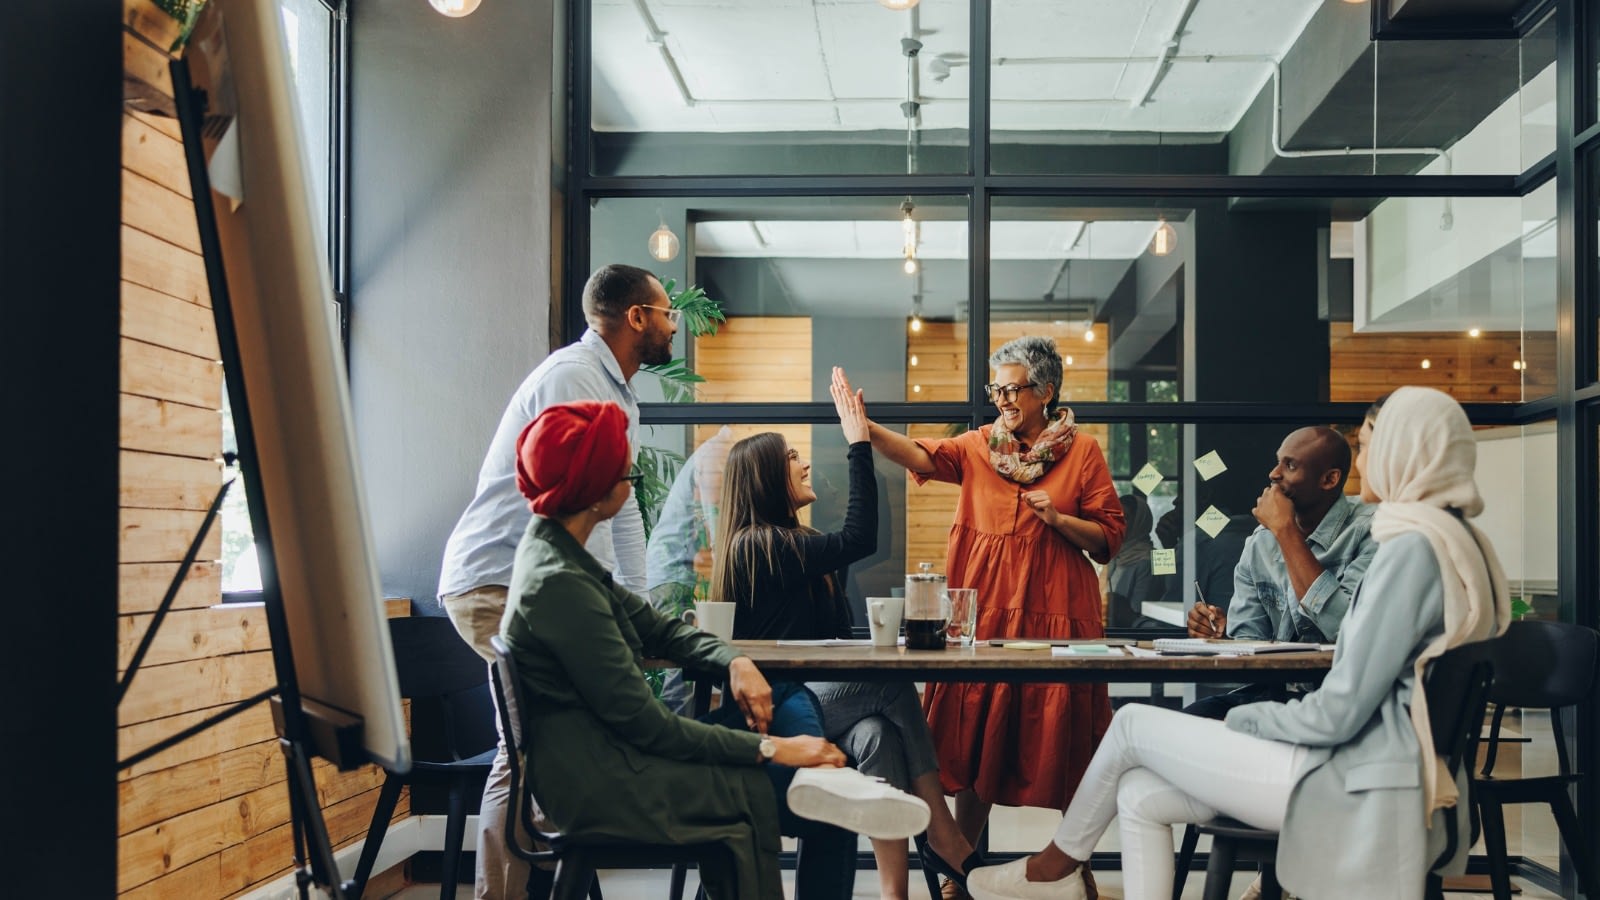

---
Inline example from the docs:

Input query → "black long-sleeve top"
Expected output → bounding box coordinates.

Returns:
[729,441,877,641]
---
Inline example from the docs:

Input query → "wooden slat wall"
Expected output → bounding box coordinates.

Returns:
[905,323,1111,573]
[1328,323,1557,403]
[693,317,815,533]
[118,6,407,896]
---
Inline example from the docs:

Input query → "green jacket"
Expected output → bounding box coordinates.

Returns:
[502,516,782,898]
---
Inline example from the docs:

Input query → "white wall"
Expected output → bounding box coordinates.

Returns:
[1473,423,1556,589]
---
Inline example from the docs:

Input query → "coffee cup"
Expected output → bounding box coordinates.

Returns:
[866,596,905,647]
[682,601,737,642]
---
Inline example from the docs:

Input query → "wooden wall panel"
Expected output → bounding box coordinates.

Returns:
[117,11,410,893]
[1328,323,1557,402]
[121,393,220,459]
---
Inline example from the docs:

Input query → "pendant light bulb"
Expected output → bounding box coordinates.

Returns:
[428,0,482,16]
[909,315,923,333]
[903,256,918,275]
[878,0,920,9]
[1150,218,1177,257]
[648,220,680,262]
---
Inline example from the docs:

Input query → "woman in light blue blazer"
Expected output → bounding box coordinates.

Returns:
[968,386,1509,900]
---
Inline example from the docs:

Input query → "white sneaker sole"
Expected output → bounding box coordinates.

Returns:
[786,772,930,840]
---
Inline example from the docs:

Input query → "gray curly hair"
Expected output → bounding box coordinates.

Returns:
[988,335,1063,412]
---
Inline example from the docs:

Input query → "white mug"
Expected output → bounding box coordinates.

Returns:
[866,596,905,647]
[682,601,737,642]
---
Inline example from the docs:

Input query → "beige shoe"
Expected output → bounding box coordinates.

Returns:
[967,859,1087,900]
[940,876,973,900]
[1238,875,1262,900]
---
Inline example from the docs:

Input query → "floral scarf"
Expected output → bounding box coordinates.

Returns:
[988,408,1077,484]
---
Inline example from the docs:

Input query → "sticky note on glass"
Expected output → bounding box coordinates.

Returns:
[1193,450,1228,481]
[1151,548,1177,575]
[1131,462,1163,495]
[1196,505,1230,538]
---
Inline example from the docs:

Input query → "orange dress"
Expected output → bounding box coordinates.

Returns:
[914,426,1126,810]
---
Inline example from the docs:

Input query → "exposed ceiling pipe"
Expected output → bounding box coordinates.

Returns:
[1128,0,1199,108]
[1043,222,1089,300]
[631,0,696,108]
[1268,59,1449,171]
[902,5,923,174]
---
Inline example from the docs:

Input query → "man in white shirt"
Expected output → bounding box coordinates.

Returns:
[437,262,677,899]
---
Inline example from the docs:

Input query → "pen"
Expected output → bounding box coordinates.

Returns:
[1194,581,1220,637]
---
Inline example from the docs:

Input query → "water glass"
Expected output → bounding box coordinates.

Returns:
[944,588,978,646]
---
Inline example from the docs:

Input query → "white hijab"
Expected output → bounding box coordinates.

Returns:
[1367,386,1509,818]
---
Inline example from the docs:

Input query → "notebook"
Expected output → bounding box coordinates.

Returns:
[1151,638,1322,656]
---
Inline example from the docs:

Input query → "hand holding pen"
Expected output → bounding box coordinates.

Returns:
[1186,581,1226,638]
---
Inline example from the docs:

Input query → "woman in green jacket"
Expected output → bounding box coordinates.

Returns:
[500,400,927,899]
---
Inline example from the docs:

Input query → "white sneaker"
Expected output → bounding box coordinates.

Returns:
[967,858,1087,900]
[785,766,930,840]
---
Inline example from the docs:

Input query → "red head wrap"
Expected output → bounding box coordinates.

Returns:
[514,401,631,516]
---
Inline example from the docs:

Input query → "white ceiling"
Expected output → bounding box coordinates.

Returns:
[695,219,1162,260]
[591,0,1323,134]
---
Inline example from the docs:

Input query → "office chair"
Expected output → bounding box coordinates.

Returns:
[1172,638,1495,900]
[349,616,497,899]
[1476,619,1599,900]
[489,636,724,900]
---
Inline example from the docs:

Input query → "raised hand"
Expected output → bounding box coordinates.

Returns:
[1021,489,1062,528]
[831,366,870,444]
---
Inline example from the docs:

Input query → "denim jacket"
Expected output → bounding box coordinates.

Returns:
[1226,496,1378,644]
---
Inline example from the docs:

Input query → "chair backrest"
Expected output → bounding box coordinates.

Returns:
[1483,619,1600,776]
[488,635,560,853]
[1422,637,1496,873]
[388,616,496,762]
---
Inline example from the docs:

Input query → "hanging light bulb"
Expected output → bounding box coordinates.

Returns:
[648,216,680,262]
[1467,327,1482,338]
[910,354,919,367]
[909,314,923,333]
[1420,359,1432,370]
[428,0,482,16]
[1064,355,1074,366]
[1150,218,1177,257]
[909,295,924,333]
[1083,327,1095,342]
[900,198,918,276]
[877,0,920,9]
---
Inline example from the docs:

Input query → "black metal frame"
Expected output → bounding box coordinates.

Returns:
[555,0,1600,891]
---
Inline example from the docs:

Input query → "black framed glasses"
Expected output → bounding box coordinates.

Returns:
[983,382,1036,404]
[621,472,645,486]
[632,303,683,325]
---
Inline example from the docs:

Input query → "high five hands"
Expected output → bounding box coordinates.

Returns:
[831,366,870,444]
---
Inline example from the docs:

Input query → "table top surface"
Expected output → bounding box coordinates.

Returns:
[674,640,1335,684]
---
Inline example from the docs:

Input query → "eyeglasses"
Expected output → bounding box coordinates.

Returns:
[632,304,683,326]
[984,382,1037,404]
[620,472,645,486]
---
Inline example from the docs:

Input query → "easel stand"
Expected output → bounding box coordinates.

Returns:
[114,58,364,900]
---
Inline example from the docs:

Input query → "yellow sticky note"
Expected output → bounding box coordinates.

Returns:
[1196,505,1230,538]
[1151,548,1177,575]
[1131,462,1164,496]
[1194,450,1228,481]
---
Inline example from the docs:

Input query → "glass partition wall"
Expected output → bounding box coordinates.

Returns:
[569,0,1591,881]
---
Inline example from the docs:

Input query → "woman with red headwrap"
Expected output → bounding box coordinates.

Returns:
[499,401,927,899]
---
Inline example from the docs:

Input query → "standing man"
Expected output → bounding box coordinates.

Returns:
[437,263,677,899]
[1184,425,1378,720]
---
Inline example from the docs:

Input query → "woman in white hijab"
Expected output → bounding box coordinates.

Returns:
[968,386,1509,900]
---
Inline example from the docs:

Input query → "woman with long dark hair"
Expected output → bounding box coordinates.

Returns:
[712,374,980,900]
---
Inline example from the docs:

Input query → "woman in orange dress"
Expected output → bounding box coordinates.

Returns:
[835,335,1125,880]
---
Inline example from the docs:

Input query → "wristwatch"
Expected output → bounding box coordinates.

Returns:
[757,737,777,764]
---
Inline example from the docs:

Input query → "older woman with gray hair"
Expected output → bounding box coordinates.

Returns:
[836,335,1126,895]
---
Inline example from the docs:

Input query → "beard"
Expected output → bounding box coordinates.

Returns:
[640,329,674,367]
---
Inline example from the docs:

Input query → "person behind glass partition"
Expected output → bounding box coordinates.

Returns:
[967,386,1508,900]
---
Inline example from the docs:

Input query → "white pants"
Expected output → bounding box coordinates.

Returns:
[1053,704,1307,900]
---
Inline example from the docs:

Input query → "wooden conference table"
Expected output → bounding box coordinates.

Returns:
[684,640,1335,711]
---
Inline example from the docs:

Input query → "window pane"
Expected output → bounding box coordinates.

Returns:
[589,0,969,176]
[991,2,1535,177]
[591,195,970,404]
[279,0,332,251]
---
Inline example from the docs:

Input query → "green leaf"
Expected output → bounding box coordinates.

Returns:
[664,280,726,339]
[632,445,686,541]
[1510,597,1533,621]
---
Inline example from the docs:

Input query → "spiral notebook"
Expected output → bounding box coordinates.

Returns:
[1152,638,1322,656]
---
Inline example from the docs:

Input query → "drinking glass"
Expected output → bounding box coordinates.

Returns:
[944,588,978,646]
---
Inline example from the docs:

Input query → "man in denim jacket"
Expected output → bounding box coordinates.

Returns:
[1184,426,1378,720]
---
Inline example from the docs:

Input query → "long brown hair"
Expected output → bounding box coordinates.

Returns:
[710,432,817,605]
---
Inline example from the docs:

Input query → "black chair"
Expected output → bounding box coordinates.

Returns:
[1476,620,1600,900]
[349,617,498,899]
[489,635,725,900]
[1172,639,1496,900]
